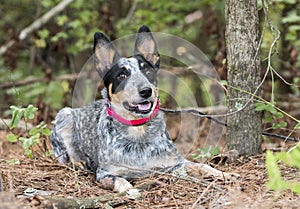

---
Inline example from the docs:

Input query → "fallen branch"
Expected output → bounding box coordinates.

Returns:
[191,179,217,209]
[42,194,119,209]
[0,170,3,192]
[0,0,74,56]
[42,182,157,209]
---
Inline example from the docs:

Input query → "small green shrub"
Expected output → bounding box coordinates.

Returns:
[266,142,300,194]
[192,146,220,162]
[255,101,287,129]
[7,104,51,159]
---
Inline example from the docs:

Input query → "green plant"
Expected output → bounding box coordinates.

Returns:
[255,101,287,130]
[266,142,300,194]
[192,146,220,161]
[7,104,51,159]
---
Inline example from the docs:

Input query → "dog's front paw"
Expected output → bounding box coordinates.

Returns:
[114,177,133,193]
[184,162,239,181]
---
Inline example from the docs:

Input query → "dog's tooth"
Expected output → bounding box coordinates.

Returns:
[137,102,151,111]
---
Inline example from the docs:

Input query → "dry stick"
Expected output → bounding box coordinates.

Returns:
[191,179,217,209]
[164,188,179,209]
[43,194,118,209]
[160,108,298,142]
[0,170,3,192]
[0,0,74,56]
[122,0,137,25]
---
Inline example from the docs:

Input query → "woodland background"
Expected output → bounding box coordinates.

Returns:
[0,0,299,125]
[0,0,300,208]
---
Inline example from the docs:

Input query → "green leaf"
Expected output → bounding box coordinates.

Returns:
[6,159,20,165]
[291,183,300,195]
[210,146,220,156]
[23,104,38,120]
[36,121,46,129]
[295,122,300,129]
[29,127,39,136]
[264,115,273,123]
[10,108,24,129]
[255,102,267,111]
[272,121,287,129]
[265,150,285,191]
[282,11,300,24]
[287,143,300,170]
[20,135,39,159]
[7,134,18,142]
[37,29,49,39]
[42,128,51,136]
[68,19,81,29]
[51,31,68,42]
[56,15,68,26]
[265,105,278,115]
[274,111,284,119]
[9,105,19,112]
[34,39,47,48]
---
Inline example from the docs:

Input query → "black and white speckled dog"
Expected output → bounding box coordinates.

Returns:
[51,26,235,193]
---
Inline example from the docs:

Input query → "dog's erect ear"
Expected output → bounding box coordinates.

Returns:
[134,25,160,68]
[93,32,121,76]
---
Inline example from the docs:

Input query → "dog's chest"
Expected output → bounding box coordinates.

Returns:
[105,137,182,177]
[100,125,182,177]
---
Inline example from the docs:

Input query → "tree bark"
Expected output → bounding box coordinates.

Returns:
[225,0,262,155]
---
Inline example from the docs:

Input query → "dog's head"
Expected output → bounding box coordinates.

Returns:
[94,26,160,120]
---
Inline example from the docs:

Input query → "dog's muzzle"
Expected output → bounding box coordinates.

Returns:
[106,98,160,126]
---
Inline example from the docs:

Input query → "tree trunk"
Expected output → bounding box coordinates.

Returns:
[225,0,262,155]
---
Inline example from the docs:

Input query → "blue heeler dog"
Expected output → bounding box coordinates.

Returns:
[51,26,236,193]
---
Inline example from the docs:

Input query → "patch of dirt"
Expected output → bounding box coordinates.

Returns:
[0,129,300,209]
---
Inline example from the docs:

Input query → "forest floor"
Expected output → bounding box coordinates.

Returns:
[0,128,300,209]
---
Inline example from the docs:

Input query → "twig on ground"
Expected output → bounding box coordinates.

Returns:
[191,179,218,209]
[43,193,118,209]
[0,170,3,192]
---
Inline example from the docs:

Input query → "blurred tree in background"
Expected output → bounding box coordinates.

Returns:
[0,0,299,128]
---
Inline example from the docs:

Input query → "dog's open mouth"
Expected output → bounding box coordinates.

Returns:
[123,101,153,114]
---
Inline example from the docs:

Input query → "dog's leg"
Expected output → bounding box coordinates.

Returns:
[96,169,133,193]
[51,108,82,164]
[183,162,239,181]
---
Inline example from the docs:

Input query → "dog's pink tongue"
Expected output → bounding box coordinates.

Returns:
[137,102,151,111]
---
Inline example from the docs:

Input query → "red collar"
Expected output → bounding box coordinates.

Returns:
[106,99,160,126]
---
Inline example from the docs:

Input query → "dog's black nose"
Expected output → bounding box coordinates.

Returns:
[139,87,152,98]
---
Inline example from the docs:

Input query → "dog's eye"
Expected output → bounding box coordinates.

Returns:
[117,73,127,81]
[144,69,156,77]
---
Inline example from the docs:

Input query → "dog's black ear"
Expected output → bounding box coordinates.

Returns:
[93,32,121,76]
[134,25,160,68]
